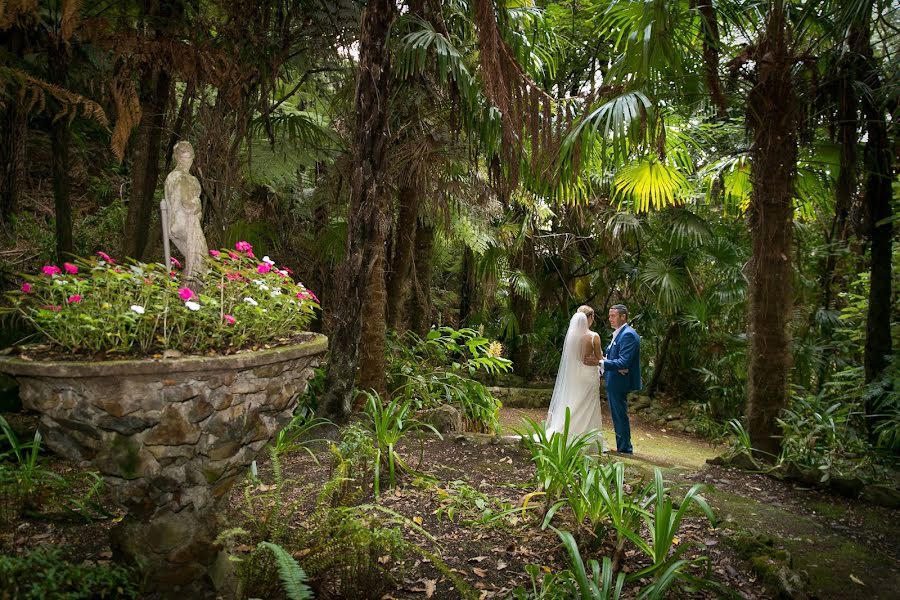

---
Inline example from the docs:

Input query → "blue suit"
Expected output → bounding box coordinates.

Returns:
[602,325,641,454]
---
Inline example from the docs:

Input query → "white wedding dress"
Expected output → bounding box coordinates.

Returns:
[545,312,605,451]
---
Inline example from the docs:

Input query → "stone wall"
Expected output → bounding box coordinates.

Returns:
[0,335,327,591]
[488,386,553,409]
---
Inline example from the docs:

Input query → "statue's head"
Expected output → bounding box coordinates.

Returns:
[173,141,195,168]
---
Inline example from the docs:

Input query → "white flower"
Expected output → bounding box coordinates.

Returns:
[262,255,275,265]
[243,297,259,306]
[130,305,146,315]
[258,284,270,291]
[252,279,264,285]
[54,279,67,286]
[270,289,281,297]
[185,301,201,311]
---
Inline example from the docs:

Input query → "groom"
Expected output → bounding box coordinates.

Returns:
[601,304,641,454]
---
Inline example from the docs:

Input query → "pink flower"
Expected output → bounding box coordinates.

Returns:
[209,250,221,258]
[41,305,62,312]
[21,283,32,293]
[96,251,114,264]
[227,251,240,261]
[283,266,294,275]
[296,289,319,303]
[170,257,182,269]
[225,272,242,281]
[178,287,194,301]
[235,240,253,253]
[63,262,78,275]
[257,263,272,274]
[67,294,82,304]
[42,265,62,276]
[223,314,236,325]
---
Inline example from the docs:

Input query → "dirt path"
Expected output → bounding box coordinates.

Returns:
[498,406,900,599]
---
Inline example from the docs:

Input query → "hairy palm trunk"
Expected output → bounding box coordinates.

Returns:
[0,102,27,226]
[317,0,397,422]
[745,2,797,460]
[386,183,418,331]
[358,227,388,399]
[123,68,171,259]
[408,219,435,336]
[696,0,726,119]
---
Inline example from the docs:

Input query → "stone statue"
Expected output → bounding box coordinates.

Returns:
[164,141,208,290]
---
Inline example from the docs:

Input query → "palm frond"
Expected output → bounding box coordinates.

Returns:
[613,159,690,212]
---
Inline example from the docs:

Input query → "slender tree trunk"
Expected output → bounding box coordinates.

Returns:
[745,1,797,460]
[123,68,171,259]
[459,245,477,326]
[861,78,893,390]
[510,236,535,378]
[408,220,435,336]
[696,0,727,119]
[648,321,677,397]
[317,0,397,423]
[0,102,27,227]
[49,43,73,262]
[386,182,418,331]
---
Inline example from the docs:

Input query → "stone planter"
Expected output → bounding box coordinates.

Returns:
[0,334,327,594]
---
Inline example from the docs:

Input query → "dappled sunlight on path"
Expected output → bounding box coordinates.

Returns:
[499,406,721,471]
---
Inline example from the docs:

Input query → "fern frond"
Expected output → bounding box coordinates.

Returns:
[258,542,313,600]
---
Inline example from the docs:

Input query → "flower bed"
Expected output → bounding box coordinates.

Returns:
[4,241,318,357]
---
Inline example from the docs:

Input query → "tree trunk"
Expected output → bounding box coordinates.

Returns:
[123,68,171,260]
[408,219,435,336]
[49,44,73,262]
[745,1,797,460]
[459,245,477,326]
[696,0,727,119]
[0,102,27,227]
[861,73,893,391]
[317,0,397,423]
[648,321,677,397]
[358,220,389,399]
[386,182,418,331]
[510,236,535,378]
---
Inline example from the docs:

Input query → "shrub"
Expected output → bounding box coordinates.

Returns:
[387,327,509,432]
[2,241,318,356]
[0,545,138,599]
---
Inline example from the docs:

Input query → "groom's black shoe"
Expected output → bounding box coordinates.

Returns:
[612,449,633,455]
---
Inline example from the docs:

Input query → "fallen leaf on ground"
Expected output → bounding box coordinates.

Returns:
[473,567,488,577]
[849,574,865,585]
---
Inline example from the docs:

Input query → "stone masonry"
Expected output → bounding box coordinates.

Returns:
[0,334,327,594]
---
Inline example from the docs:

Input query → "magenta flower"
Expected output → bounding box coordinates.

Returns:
[63,262,79,275]
[209,250,221,258]
[67,294,82,304]
[21,283,32,293]
[170,257,182,269]
[96,251,114,264]
[227,251,240,261]
[42,265,62,276]
[235,240,253,253]
[257,263,272,274]
[178,287,194,301]
[224,314,236,325]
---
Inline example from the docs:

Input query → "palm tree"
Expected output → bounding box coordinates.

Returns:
[317,0,398,423]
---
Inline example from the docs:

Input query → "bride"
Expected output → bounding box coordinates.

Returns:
[545,305,605,451]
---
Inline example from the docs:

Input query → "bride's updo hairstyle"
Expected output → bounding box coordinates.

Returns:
[576,305,594,319]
